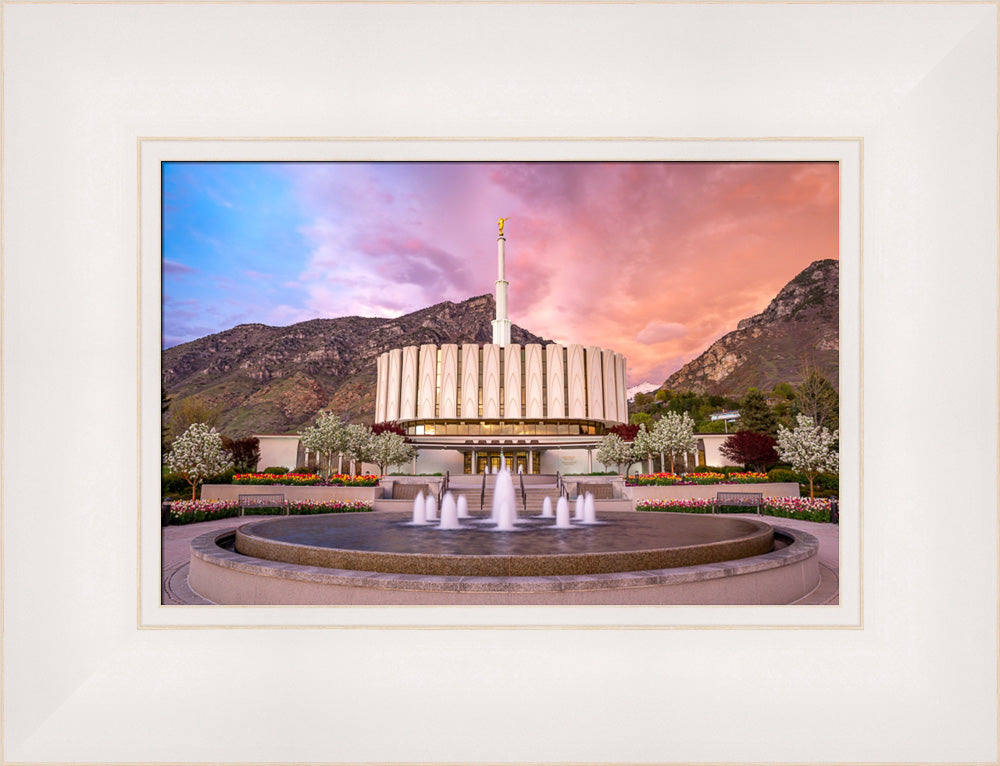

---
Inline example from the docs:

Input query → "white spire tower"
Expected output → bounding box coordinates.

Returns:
[492,218,512,346]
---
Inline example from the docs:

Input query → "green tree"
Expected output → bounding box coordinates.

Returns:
[629,412,654,428]
[738,388,779,436]
[169,396,221,441]
[161,385,172,452]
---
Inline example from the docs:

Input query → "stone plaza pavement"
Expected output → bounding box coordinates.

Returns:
[162,513,840,606]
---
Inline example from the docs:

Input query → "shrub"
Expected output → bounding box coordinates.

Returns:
[204,467,236,485]
[262,466,289,475]
[768,468,800,483]
[161,469,189,495]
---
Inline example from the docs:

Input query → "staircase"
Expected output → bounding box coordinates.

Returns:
[443,474,615,514]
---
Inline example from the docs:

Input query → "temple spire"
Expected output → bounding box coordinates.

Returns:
[492,219,512,346]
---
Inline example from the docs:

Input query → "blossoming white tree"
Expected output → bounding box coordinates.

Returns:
[165,422,234,500]
[368,431,416,476]
[596,432,634,476]
[343,423,375,475]
[299,411,349,477]
[775,414,839,499]
[656,411,697,473]
[631,423,661,474]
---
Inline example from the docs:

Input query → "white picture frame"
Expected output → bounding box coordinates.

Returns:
[3,2,996,763]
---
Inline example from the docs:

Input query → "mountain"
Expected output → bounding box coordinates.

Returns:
[162,295,549,437]
[627,382,660,401]
[661,259,839,395]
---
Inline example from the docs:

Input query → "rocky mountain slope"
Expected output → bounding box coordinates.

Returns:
[162,295,549,437]
[662,259,839,395]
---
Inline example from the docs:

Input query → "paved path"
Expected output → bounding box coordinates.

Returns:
[162,513,839,606]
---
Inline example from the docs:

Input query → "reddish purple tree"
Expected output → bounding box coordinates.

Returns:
[607,423,640,442]
[371,421,407,438]
[720,430,779,472]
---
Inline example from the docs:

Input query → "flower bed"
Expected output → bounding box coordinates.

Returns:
[168,499,240,524]
[232,473,379,487]
[627,471,771,487]
[627,473,682,486]
[727,472,770,484]
[166,498,373,525]
[637,496,833,523]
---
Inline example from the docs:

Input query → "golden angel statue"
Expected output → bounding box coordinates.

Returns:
[497,217,510,236]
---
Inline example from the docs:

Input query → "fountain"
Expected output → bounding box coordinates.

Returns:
[190,477,822,606]
[573,494,585,521]
[438,492,461,530]
[411,491,428,525]
[490,463,518,528]
[540,496,553,518]
[554,496,572,528]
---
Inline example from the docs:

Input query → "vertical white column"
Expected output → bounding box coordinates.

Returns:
[586,347,604,420]
[504,343,522,419]
[399,346,418,420]
[616,353,628,424]
[491,234,512,346]
[546,344,565,418]
[439,344,458,418]
[524,344,544,418]
[482,344,501,417]
[602,349,619,423]
[566,344,587,418]
[417,344,437,419]
[461,344,480,418]
[375,352,389,423]
[386,348,403,421]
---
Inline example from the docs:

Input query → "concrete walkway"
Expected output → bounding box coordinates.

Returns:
[162,513,839,606]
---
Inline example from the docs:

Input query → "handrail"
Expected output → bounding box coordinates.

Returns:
[480,470,487,512]
[438,470,449,504]
[556,471,567,499]
[518,472,527,512]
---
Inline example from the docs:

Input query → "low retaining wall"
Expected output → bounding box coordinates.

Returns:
[201,484,379,503]
[188,521,820,605]
[626,482,800,502]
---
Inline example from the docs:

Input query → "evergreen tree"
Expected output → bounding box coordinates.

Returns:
[738,388,779,436]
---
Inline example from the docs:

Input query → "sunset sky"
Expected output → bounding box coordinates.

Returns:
[162,161,839,387]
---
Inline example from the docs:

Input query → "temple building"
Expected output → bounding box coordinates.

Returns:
[373,222,628,475]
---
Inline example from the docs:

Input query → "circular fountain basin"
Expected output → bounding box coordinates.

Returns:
[189,511,822,605]
[233,511,773,577]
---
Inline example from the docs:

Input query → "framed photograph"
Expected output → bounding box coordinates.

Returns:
[144,141,859,627]
[3,2,996,764]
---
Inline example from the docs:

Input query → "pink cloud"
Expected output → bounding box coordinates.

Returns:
[279,161,838,385]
